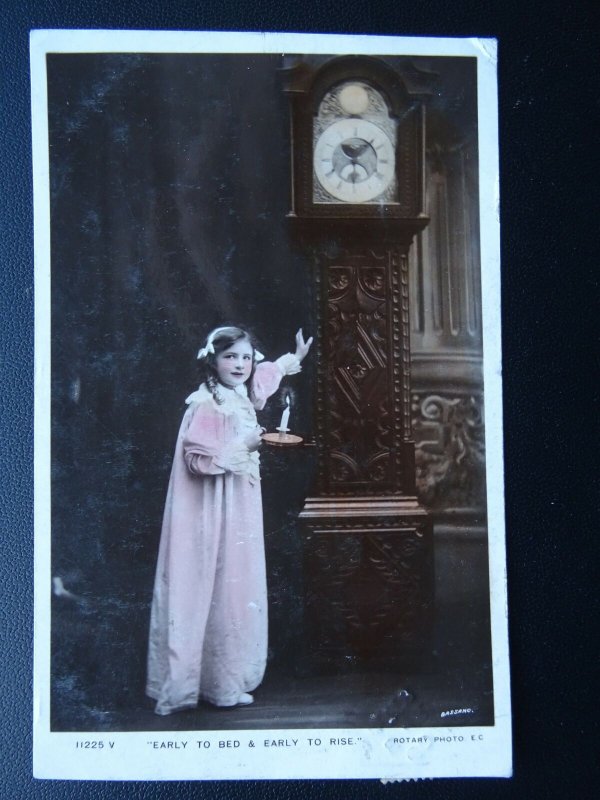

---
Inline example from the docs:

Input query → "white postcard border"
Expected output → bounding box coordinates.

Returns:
[31,29,510,781]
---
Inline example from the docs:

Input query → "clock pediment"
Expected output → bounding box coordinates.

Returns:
[283,55,435,222]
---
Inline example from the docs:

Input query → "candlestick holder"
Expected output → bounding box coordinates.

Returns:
[262,429,304,447]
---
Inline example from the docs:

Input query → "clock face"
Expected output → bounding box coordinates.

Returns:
[313,118,395,203]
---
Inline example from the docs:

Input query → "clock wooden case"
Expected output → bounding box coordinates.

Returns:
[283,55,437,668]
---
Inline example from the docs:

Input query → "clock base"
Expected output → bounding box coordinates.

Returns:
[299,495,434,669]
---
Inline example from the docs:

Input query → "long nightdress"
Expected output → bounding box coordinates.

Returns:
[146,356,298,716]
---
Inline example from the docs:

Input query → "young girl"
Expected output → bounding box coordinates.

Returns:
[146,326,312,716]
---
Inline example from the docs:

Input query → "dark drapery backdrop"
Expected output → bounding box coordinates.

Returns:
[48,53,320,724]
[48,53,487,730]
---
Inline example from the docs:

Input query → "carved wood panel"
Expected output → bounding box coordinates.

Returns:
[302,519,433,664]
[314,248,416,495]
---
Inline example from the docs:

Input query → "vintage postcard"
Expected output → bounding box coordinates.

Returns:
[31,30,510,780]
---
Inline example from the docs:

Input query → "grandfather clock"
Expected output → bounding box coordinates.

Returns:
[283,56,436,668]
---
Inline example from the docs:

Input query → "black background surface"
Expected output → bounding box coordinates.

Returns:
[1,0,597,798]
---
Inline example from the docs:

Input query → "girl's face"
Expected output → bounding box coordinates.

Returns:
[215,339,254,388]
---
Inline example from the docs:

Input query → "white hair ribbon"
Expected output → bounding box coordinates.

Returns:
[197,327,264,362]
[197,327,228,360]
[196,342,215,359]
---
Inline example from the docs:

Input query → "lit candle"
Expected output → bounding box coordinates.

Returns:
[278,396,291,432]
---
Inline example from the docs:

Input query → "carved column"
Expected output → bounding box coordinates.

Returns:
[410,137,486,527]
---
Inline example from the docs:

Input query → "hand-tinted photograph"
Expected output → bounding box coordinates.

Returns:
[33,32,509,780]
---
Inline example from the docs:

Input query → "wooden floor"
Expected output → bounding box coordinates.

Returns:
[52,529,494,732]
[109,661,493,732]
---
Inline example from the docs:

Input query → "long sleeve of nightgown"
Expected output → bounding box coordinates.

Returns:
[182,403,253,477]
[251,354,301,410]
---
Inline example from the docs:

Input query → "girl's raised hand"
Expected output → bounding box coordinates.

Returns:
[294,328,313,363]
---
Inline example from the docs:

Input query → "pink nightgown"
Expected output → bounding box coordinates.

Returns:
[146,356,299,715]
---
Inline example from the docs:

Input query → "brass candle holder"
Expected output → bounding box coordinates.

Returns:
[261,428,303,447]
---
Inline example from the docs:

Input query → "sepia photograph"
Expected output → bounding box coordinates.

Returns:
[32,30,509,780]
